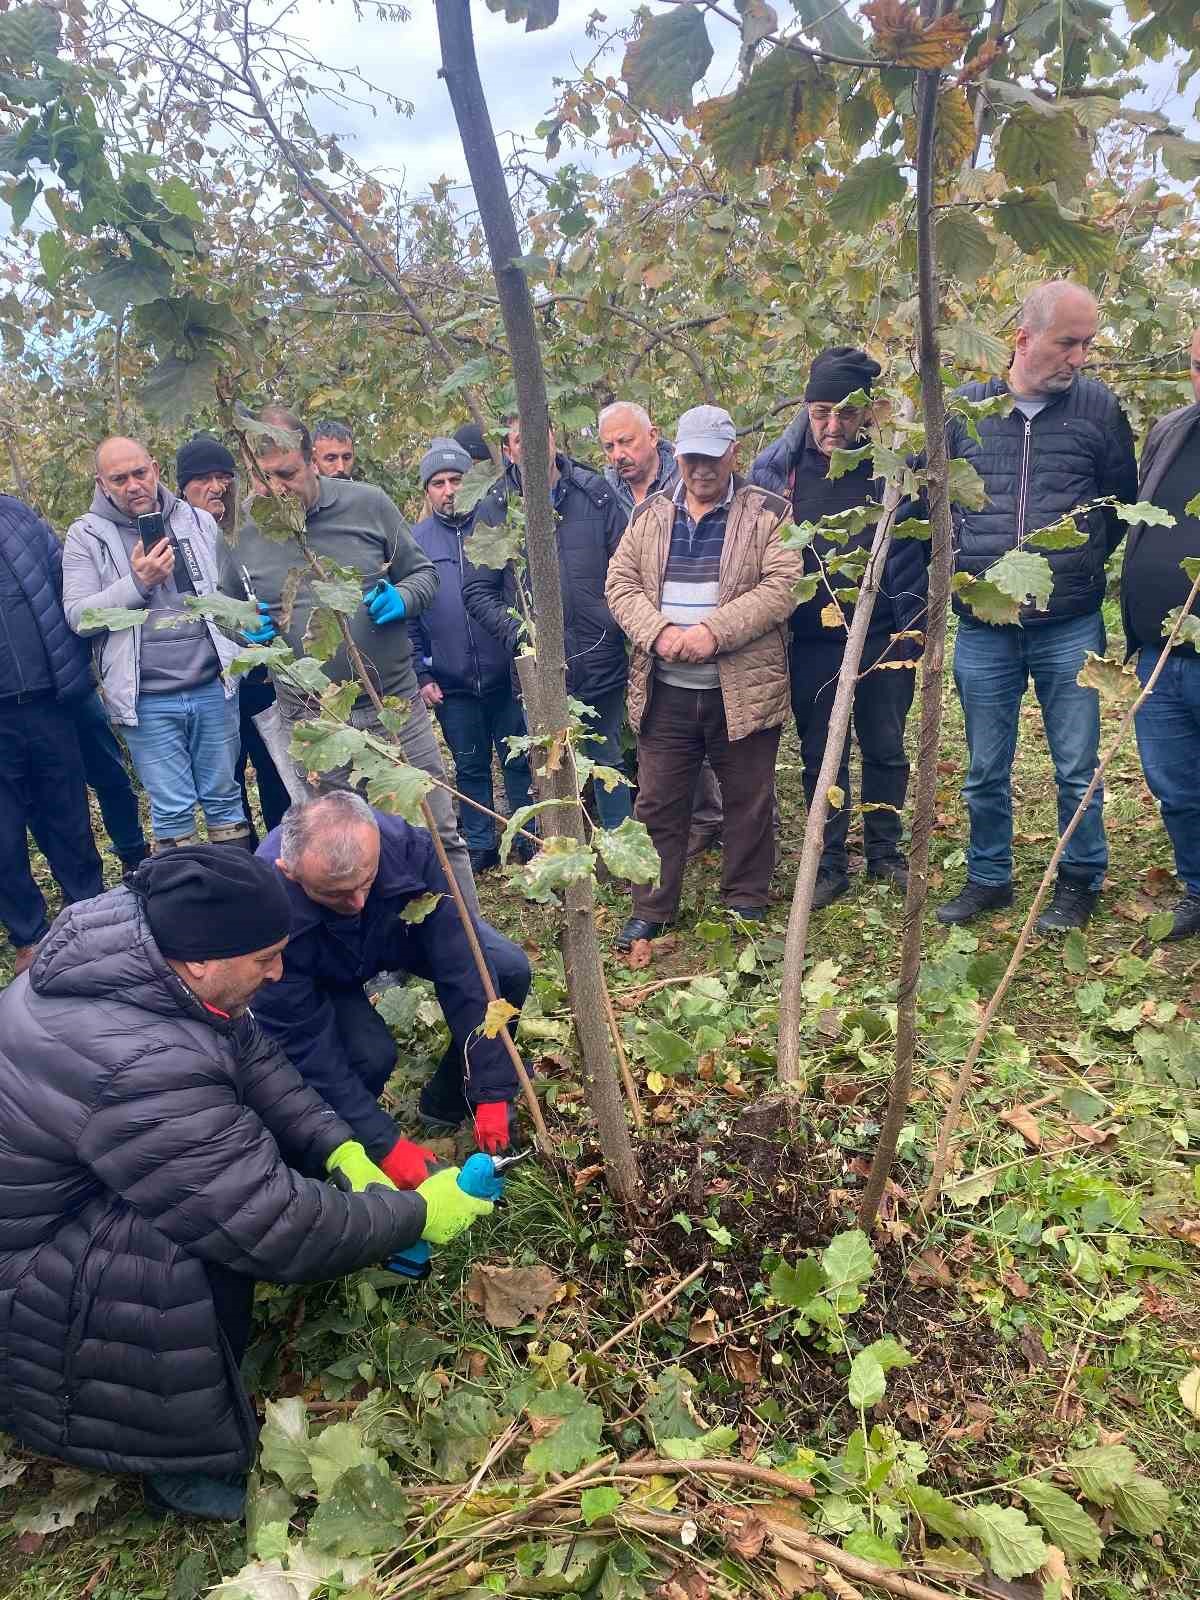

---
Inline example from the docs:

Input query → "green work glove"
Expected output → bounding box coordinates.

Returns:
[326,1139,398,1193]
[416,1165,494,1245]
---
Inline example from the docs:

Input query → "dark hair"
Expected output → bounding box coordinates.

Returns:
[312,419,354,446]
[257,403,312,462]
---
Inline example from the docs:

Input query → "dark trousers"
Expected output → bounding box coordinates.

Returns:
[790,629,916,876]
[328,921,533,1123]
[0,695,104,948]
[237,671,291,839]
[436,685,533,852]
[632,681,780,922]
[68,689,147,864]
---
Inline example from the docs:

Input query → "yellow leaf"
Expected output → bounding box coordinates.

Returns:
[819,601,844,630]
[863,0,970,68]
[826,785,846,810]
[642,260,673,289]
[1179,1367,1200,1420]
[646,1070,667,1095]
[482,999,519,1038]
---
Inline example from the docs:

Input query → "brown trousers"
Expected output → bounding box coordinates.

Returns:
[632,681,780,922]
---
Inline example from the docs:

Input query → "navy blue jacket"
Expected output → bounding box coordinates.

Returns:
[254,814,522,1159]
[750,410,930,640]
[946,375,1137,624]
[0,495,92,702]
[465,455,629,703]
[410,508,516,696]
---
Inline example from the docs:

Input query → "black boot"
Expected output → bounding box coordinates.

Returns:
[615,916,669,950]
[1035,875,1099,934]
[936,880,1014,925]
[812,870,850,910]
[469,845,501,874]
[867,857,908,893]
[1163,893,1200,941]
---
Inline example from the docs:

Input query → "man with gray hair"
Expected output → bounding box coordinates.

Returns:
[254,791,531,1167]
[312,419,356,480]
[939,281,1137,932]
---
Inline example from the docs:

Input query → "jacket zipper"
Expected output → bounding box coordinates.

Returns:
[455,526,483,697]
[1015,415,1033,547]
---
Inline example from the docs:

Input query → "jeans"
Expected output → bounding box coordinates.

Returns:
[69,689,147,863]
[236,670,292,838]
[579,685,633,829]
[436,686,534,853]
[953,612,1107,891]
[1134,647,1200,895]
[121,678,245,843]
[790,629,917,876]
[0,695,104,947]
[633,681,780,921]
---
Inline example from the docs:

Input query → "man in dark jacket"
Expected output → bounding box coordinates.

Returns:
[255,791,531,1162]
[939,282,1137,932]
[0,848,491,1520]
[1121,327,1200,940]
[0,494,104,975]
[465,418,633,829]
[751,348,926,908]
[411,438,533,874]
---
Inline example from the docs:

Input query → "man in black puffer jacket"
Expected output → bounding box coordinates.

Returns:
[0,848,493,1521]
[939,282,1137,933]
[464,418,632,829]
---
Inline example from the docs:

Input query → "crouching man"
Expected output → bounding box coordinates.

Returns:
[0,848,492,1521]
[255,791,531,1165]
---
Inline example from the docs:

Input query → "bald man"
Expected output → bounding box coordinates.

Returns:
[63,436,251,851]
[939,283,1137,933]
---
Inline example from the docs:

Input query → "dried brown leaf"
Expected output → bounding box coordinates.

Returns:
[728,1345,762,1385]
[465,1263,564,1328]
[863,0,969,67]
[999,1104,1043,1148]
[688,1308,720,1345]
[624,938,654,970]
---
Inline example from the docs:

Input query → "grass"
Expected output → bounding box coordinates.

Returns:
[2,613,1198,1598]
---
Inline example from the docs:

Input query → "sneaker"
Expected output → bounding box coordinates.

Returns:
[812,871,851,911]
[936,880,1014,925]
[468,846,501,875]
[867,858,909,893]
[1164,892,1200,942]
[144,1471,246,1522]
[1035,878,1099,934]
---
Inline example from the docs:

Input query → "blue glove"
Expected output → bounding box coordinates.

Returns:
[365,580,406,624]
[242,601,277,644]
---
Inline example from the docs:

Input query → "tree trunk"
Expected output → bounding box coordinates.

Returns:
[857,51,955,1230]
[435,0,640,1203]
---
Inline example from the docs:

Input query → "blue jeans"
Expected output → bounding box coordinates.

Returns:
[69,688,146,862]
[122,679,244,842]
[436,686,534,853]
[953,612,1107,890]
[1135,648,1200,895]
[580,685,633,829]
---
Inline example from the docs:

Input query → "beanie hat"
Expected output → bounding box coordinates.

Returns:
[176,433,237,492]
[133,846,292,960]
[420,437,473,488]
[804,347,882,405]
[452,422,492,463]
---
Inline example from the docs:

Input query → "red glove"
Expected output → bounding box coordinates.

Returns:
[474,1101,510,1154]
[379,1137,439,1189]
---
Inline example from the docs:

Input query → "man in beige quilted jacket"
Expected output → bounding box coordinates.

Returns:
[605,405,803,949]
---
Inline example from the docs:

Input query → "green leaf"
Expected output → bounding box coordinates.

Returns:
[622,7,713,121]
[994,190,1111,272]
[1114,499,1174,527]
[843,1531,903,1569]
[791,0,866,56]
[821,1229,876,1293]
[514,834,596,905]
[398,892,442,925]
[524,1386,604,1475]
[941,321,1010,376]
[1147,133,1200,181]
[303,605,343,663]
[660,1425,738,1460]
[438,354,493,398]
[307,1462,409,1556]
[1076,651,1139,706]
[827,444,873,480]
[312,575,363,614]
[289,719,368,773]
[698,49,836,174]
[645,1367,705,1444]
[968,1503,1048,1580]
[947,456,988,511]
[952,574,1020,626]
[770,1255,825,1309]
[1111,1475,1170,1536]
[1064,1443,1137,1506]
[905,1484,969,1539]
[581,1485,622,1526]
[280,657,333,697]
[827,155,907,234]
[1062,928,1088,975]
[258,1398,314,1494]
[465,518,523,572]
[37,227,68,287]
[989,548,1053,613]
[593,817,660,885]
[184,591,259,632]
[9,1468,118,1534]
[78,604,147,632]
[848,1349,886,1408]
[864,1335,914,1373]
[9,172,36,228]
[0,5,62,60]
[306,1419,377,1498]
[350,747,435,825]
[935,209,996,282]
[484,0,558,31]
[168,1549,212,1600]
[82,249,173,318]
[140,352,219,424]
[159,175,204,224]
[1026,515,1088,550]
[995,107,1091,201]
[1018,1478,1103,1562]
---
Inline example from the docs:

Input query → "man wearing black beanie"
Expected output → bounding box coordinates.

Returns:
[751,347,928,908]
[0,847,495,1521]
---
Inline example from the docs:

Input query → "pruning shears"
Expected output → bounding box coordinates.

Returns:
[383,1147,537,1282]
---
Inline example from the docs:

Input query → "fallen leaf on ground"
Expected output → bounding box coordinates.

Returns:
[907,1247,954,1289]
[688,1308,719,1345]
[624,939,653,969]
[1019,1327,1050,1369]
[573,1163,604,1192]
[822,1570,865,1600]
[1178,1367,1200,1420]
[718,1508,768,1560]
[1112,896,1154,923]
[467,1350,489,1380]
[728,1345,761,1385]
[774,1552,818,1595]
[658,1568,709,1600]
[1039,1545,1073,1599]
[1001,1269,1030,1299]
[1000,1104,1042,1148]
[465,1263,564,1328]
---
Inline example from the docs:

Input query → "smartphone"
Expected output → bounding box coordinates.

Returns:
[137,512,167,548]
[137,511,199,595]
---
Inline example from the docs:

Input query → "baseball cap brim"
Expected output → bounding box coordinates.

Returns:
[674,431,734,458]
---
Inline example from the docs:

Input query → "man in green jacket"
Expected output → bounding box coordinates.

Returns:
[230,405,477,910]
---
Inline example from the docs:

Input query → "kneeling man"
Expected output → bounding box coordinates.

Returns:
[255,791,531,1169]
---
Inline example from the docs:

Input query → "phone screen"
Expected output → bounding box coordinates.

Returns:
[137,512,167,546]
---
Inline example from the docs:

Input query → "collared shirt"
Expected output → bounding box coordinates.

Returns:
[655,478,733,690]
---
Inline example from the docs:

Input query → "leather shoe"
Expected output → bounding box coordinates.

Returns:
[1163,892,1200,941]
[1035,877,1099,934]
[867,858,908,893]
[726,905,765,922]
[812,871,850,910]
[615,916,668,951]
[936,880,1014,925]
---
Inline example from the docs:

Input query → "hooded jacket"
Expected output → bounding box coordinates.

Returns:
[464,456,629,704]
[0,495,92,703]
[0,888,424,1476]
[749,408,930,640]
[946,375,1137,624]
[409,506,516,696]
[62,486,239,725]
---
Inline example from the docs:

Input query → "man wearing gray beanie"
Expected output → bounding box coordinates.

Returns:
[410,438,533,873]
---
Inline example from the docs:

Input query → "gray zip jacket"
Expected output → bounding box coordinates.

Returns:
[63,487,240,726]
